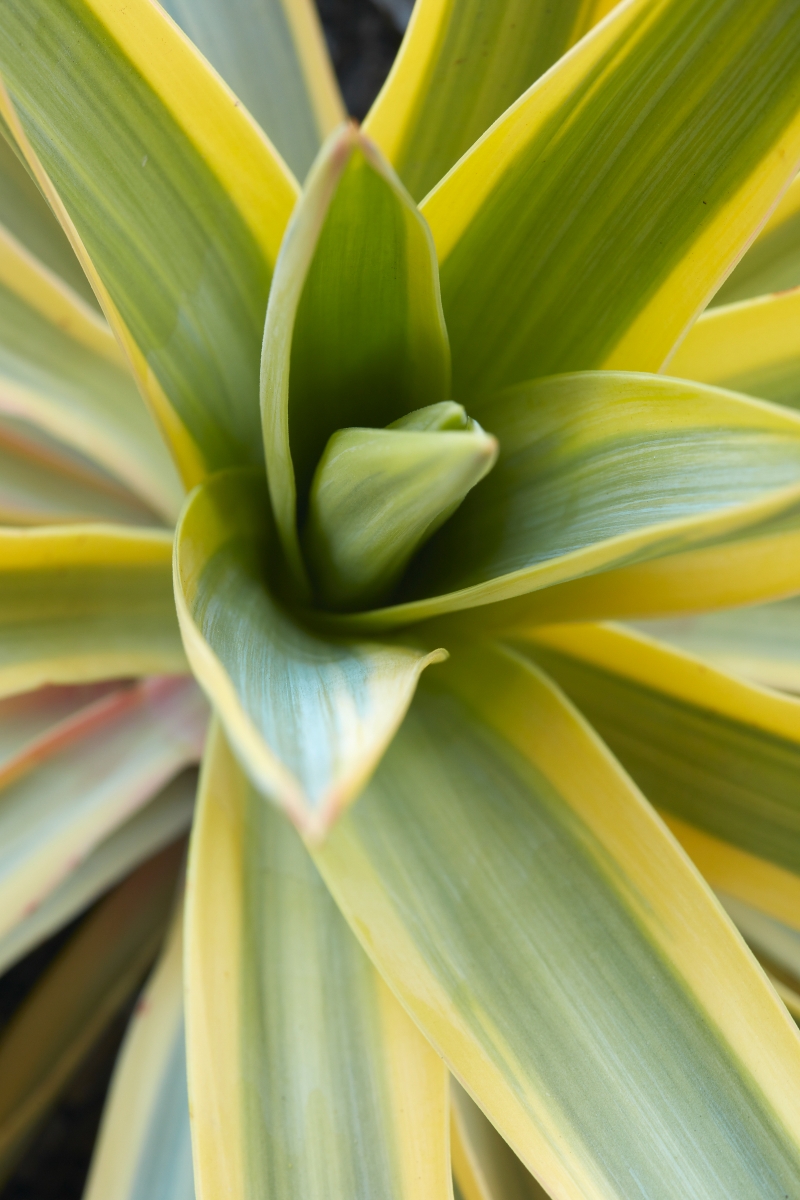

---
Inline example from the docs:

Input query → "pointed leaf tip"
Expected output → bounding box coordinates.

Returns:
[304,406,497,610]
[261,121,450,594]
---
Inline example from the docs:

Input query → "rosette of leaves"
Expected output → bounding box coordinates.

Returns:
[4,1,800,1198]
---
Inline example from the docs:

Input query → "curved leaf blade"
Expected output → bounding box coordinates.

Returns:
[185,722,451,1200]
[262,124,450,587]
[0,525,187,696]
[162,0,344,180]
[313,642,800,1200]
[420,0,800,399]
[0,0,299,486]
[174,469,445,835]
[365,0,617,201]
[330,372,800,629]
[520,621,800,930]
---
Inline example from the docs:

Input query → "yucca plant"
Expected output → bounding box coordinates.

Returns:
[3,0,800,1196]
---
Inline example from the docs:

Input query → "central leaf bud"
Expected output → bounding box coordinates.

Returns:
[302,401,498,611]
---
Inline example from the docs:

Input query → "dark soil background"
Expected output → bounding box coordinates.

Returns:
[0,4,404,1195]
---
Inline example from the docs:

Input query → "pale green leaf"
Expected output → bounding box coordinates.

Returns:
[162,0,344,180]
[0,842,181,1183]
[174,469,444,835]
[0,769,195,976]
[419,0,800,399]
[313,642,800,1200]
[261,123,450,587]
[327,372,800,630]
[0,676,205,942]
[84,895,194,1200]
[0,0,298,487]
[712,175,800,306]
[304,405,497,610]
[185,722,451,1200]
[366,0,617,201]
[0,525,187,696]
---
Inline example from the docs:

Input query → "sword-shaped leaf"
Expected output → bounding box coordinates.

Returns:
[329,373,800,630]
[174,470,444,835]
[0,0,298,485]
[185,722,451,1200]
[365,0,617,201]
[162,0,344,180]
[519,622,800,932]
[420,0,800,399]
[0,525,187,696]
[83,894,194,1200]
[313,642,800,1200]
[261,123,450,587]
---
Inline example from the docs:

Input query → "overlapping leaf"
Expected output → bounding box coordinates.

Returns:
[261,123,450,586]
[162,0,344,180]
[519,622,800,931]
[185,722,451,1200]
[174,470,444,835]
[314,642,800,1199]
[365,0,617,201]
[329,373,800,629]
[418,0,800,399]
[0,418,160,526]
[0,0,299,485]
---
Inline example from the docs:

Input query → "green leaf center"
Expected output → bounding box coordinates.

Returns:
[302,401,497,611]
